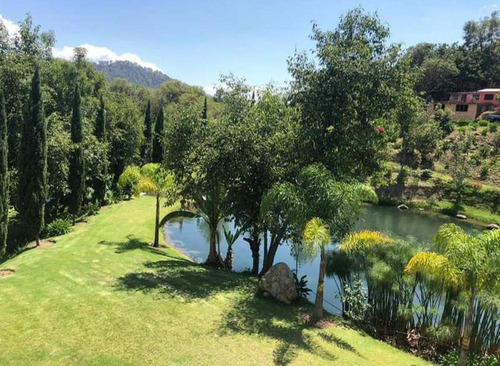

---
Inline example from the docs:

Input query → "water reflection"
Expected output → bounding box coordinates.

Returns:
[164,205,480,314]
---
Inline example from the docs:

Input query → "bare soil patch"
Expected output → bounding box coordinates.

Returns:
[0,269,15,278]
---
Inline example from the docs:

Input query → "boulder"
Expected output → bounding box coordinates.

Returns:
[259,262,298,304]
[456,214,467,220]
[397,204,409,211]
[486,223,499,230]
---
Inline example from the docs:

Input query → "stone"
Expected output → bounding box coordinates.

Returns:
[486,223,499,230]
[397,204,409,211]
[456,214,467,220]
[259,262,298,304]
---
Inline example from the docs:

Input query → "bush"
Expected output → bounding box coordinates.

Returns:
[457,118,472,126]
[421,169,432,180]
[479,145,490,158]
[478,120,490,127]
[480,164,490,179]
[293,272,311,299]
[397,167,410,186]
[481,128,489,136]
[489,124,497,133]
[439,349,500,366]
[42,219,73,238]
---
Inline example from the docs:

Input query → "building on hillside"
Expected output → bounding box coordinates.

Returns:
[429,88,500,120]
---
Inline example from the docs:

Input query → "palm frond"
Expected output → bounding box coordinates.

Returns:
[303,217,331,250]
[340,230,394,254]
[433,223,467,253]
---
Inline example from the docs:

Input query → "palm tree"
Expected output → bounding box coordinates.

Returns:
[223,226,243,270]
[136,163,177,248]
[405,224,500,366]
[160,189,226,267]
[303,217,332,323]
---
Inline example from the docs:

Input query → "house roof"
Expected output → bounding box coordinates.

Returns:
[478,88,500,93]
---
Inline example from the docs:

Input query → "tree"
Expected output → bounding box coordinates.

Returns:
[0,88,8,255]
[152,106,164,163]
[201,96,207,120]
[303,218,332,322]
[223,226,243,270]
[405,224,500,366]
[137,163,177,248]
[117,166,141,199]
[68,83,85,223]
[142,100,153,163]
[94,95,108,205]
[288,7,412,180]
[448,133,473,207]
[17,67,47,247]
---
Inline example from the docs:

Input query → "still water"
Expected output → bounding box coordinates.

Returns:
[164,205,479,314]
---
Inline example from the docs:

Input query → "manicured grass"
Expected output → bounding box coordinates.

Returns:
[0,196,431,365]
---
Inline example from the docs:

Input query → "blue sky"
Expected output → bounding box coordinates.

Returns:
[1,0,498,90]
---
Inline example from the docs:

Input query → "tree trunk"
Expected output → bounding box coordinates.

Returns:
[224,246,233,270]
[36,235,41,247]
[153,194,160,248]
[244,236,260,275]
[458,291,476,366]
[312,247,326,323]
[260,238,279,276]
[206,226,223,268]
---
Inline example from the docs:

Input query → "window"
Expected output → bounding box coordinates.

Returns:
[456,104,469,112]
[484,94,494,101]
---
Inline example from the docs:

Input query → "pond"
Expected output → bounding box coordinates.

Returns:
[164,205,480,314]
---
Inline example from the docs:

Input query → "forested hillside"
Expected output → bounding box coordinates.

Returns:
[94,60,172,88]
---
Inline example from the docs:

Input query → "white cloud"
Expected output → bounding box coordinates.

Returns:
[481,3,499,11]
[0,14,20,36]
[52,43,163,72]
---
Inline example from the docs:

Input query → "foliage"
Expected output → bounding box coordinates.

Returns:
[68,84,85,219]
[17,67,47,244]
[42,218,73,238]
[94,60,172,88]
[117,166,141,198]
[0,88,7,255]
[292,272,312,299]
[341,280,370,324]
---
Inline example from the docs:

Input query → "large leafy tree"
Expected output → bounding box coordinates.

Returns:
[405,224,500,366]
[288,7,411,180]
[68,84,85,222]
[137,163,177,248]
[17,67,47,247]
[0,88,8,255]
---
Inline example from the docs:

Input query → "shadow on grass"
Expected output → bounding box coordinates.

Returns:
[219,292,362,365]
[99,235,170,257]
[115,258,253,301]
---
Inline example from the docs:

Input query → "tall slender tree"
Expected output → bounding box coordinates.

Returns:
[201,97,208,120]
[94,95,107,205]
[142,100,153,163]
[0,88,8,255]
[68,83,85,223]
[17,67,47,247]
[152,106,164,163]
[95,95,106,141]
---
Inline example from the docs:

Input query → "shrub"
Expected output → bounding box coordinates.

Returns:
[340,280,370,325]
[293,272,311,299]
[421,169,432,180]
[489,124,497,133]
[481,128,488,136]
[397,167,410,186]
[457,118,472,126]
[479,145,490,158]
[480,164,490,179]
[42,219,73,238]
[439,349,500,366]
[477,119,490,127]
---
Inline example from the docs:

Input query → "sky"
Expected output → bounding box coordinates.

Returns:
[1,0,499,91]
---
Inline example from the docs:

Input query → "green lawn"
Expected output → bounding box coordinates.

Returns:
[0,196,431,366]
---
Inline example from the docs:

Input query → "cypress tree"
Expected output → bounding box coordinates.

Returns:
[68,83,85,223]
[17,67,47,247]
[202,97,208,120]
[94,95,107,205]
[142,100,153,163]
[152,106,164,163]
[95,95,106,141]
[0,88,8,255]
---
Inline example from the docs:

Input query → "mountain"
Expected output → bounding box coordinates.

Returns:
[94,60,172,88]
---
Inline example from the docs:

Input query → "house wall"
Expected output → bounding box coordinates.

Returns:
[443,102,478,120]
